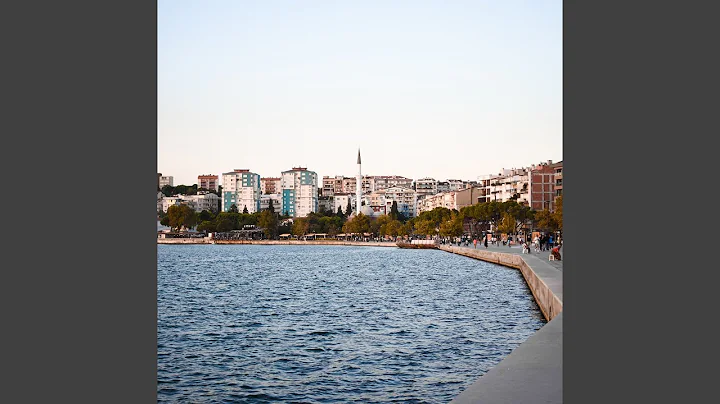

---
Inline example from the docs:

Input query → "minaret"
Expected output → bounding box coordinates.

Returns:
[356,148,362,215]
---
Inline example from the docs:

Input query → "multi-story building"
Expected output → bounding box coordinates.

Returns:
[261,177,282,195]
[221,169,261,213]
[183,193,221,213]
[322,176,344,197]
[530,161,562,212]
[455,187,489,209]
[339,176,374,194]
[477,167,530,205]
[280,167,318,217]
[414,178,438,196]
[157,173,162,190]
[367,186,418,218]
[260,193,281,212]
[554,163,563,198]
[437,181,450,193]
[198,174,219,192]
[372,175,413,191]
[159,175,174,188]
[332,193,354,215]
[417,191,458,213]
[318,195,334,213]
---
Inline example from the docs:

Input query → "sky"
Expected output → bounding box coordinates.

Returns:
[158,0,562,186]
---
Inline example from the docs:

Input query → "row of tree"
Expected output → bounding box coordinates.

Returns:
[160,196,563,239]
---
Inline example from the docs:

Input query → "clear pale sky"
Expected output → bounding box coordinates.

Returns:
[158,0,562,186]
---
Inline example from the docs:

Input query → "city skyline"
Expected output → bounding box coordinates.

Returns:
[159,1,562,187]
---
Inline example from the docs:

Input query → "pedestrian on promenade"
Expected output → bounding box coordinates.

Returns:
[549,235,554,249]
[484,237,488,249]
[473,239,477,249]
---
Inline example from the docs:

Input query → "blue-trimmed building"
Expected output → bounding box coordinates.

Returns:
[221,169,261,213]
[280,167,318,217]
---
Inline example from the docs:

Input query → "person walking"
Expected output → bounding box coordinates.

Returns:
[484,237,488,249]
[473,239,477,249]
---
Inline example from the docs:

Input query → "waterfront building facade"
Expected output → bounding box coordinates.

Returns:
[530,161,563,212]
[184,192,220,213]
[222,169,261,213]
[198,174,219,192]
[280,167,318,217]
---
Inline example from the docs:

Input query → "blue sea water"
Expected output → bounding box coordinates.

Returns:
[158,245,545,403]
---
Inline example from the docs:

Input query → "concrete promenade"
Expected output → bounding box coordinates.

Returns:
[441,244,563,404]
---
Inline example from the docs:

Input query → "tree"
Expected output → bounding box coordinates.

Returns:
[167,204,197,232]
[161,185,175,197]
[292,217,309,237]
[336,206,344,217]
[553,195,563,234]
[197,220,216,233]
[342,213,370,235]
[198,210,214,223]
[346,198,352,216]
[267,199,275,214]
[228,204,239,213]
[535,209,558,233]
[258,209,278,239]
[496,212,516,235]
[243,205,249,214]
[439,213,464,238]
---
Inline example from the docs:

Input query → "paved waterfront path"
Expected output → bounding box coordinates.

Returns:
[442,243,563,404]
[448,243,564,271]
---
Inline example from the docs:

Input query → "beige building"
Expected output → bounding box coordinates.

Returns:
[417,191,458,213]
[198,174,219,192]
[261,177,282,194]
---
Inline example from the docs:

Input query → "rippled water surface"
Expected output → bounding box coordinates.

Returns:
[158,245,545,403]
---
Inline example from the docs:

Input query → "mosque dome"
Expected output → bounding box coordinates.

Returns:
[360,205,374,216]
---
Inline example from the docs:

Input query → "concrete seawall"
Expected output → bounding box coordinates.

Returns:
[438,246,562,322]
[157,239,397,247]
[439,245,563,404]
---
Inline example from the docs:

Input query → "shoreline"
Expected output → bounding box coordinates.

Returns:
[157,238,398,247]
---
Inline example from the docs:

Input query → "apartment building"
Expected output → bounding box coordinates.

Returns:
[332,193,354,215]
[477,167,530,205]
[260,193,281,212]
[221,169,261,213]
[322,176,344,197]
[367,186,418,218]
[417,191,458,214]
[261,177,282,194]
[159,175,174,188]
[372,175,413,191]
[280,167,319,217]
[530,161,563,212]
[198,174,219,192]
[414,178,438,196]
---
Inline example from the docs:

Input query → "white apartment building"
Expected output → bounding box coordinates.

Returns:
[281,167,318,217]
[367,186,418,218]
[417,191,458,214]
[260,193,281,211]
[222,169,261,213]
[372,175,413,191]
[477,167,530,204]
[437,181,450,193]
[159,175,174,188]
[332,193,354,215]
[184,193,220,213]
[414,178,438,196]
